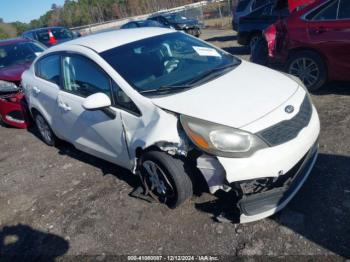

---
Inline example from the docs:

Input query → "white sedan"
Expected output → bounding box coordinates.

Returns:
[22,28,320,223]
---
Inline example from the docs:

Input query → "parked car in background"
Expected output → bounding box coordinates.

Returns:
[22,28,320,223]
[252,0,350,91]
[0,38,45,128]
[121,20,168,29]
[148,13,201,37]
[232,0,275,31]
[22,26,78,47]
[237,0,290,49]
[238,0,316,49]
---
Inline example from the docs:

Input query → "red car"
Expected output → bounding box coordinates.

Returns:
[255,0,350,91]
[0,38,45,128]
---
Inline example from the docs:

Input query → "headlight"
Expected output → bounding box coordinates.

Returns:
[0,80,19,92]
[180,115,268,158]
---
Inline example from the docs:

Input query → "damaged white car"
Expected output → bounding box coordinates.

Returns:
[22,28,320,223]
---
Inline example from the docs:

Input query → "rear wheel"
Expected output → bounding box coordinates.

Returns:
[249,33,261,50]
[34,113,56,146]
[250,38,268,66]
[140,151,193,208]
[286,50,327,92]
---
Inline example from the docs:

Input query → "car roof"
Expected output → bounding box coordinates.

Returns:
[48,27,175,53]
[23,26,67,33]
[0,37,31,46]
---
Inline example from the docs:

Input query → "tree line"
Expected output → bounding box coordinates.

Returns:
[0,0,201,39]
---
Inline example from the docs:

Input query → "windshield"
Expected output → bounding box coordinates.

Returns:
[164,13,187,22]
[100,32,240,96]
[36,28,74,42]
[0,42,45,69]
[140,20,165,27]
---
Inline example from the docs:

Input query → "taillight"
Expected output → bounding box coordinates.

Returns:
[264,24,277,57]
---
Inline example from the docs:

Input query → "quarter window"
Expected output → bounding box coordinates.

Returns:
[62,55,111,98]
[338,0,350,19]
[36,55,61,85]
[112,82,140,115]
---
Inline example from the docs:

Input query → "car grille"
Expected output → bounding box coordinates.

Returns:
[257,95,312,146]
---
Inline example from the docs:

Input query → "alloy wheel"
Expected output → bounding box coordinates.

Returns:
[142,160,175,202]
[288,57,320,88]
[36,115,53,144]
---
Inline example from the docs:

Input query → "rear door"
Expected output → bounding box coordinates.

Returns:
[306,0,350,80]
[31,54,62,134]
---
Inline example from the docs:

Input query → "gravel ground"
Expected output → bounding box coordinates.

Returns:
[0,29,349,260]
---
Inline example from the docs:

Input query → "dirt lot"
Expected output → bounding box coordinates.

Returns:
[0,29,349,260]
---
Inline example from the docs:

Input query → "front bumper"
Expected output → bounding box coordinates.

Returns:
[196,90,320,222]
[239,142,318,223]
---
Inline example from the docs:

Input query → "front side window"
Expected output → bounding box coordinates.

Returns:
[0,42,45,69]
[62,55,111,98]
[100,32,239,96]
[35,55,60,85]
[308,0,338,20]
[338,0,350,19]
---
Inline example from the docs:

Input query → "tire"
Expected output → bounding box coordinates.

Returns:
[34,113,56,146]
[286,50,327,92]
[249,33,261,51]
[140,151,193,208]
[250,38,268,66]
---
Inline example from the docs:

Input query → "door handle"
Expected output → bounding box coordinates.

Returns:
[311,27,327,35]
[58,101,71,112]
[32,86,41,94]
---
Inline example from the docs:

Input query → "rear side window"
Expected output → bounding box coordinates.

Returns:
[62,55,111,98]
[236,0,251,12]
[338,0,350,19]
[36,55,61,85]
[307,0,338,20]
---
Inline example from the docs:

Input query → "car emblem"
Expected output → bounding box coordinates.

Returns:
[285,105,295,114]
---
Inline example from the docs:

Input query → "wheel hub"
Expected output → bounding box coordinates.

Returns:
[289,57,319,88]
[142,160,171,197]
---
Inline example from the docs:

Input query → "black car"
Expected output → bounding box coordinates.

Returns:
[148,13,201,37]
[237,0,289,49]
[121,20,168,29]
[22,26,78,47]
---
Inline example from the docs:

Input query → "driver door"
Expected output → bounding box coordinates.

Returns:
[56,54,131,167]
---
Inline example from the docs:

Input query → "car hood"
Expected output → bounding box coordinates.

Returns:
[151,61,299,128]
[0,62,31,82]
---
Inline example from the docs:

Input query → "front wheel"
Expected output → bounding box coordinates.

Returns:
[35,113,56,146]
[286,50,327,92]
[140,151,193,208]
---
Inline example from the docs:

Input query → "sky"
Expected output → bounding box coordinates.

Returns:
[0,0,65,23]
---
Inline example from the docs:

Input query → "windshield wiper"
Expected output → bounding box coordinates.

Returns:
[139,84,193,95]
[186,62,239,86]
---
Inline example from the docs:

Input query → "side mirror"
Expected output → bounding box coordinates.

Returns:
[83,93,111,110]
[83,93,116,119]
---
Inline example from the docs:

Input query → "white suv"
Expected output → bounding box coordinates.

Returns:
[22,28,320,223]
